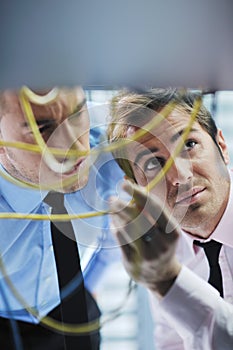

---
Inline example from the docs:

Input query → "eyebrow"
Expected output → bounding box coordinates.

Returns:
[170,127,199,143]
[21,119,55,128]
[134,127,199,164]
[134,147,159,164]
[70,98,87,115]
[21,98,87,128]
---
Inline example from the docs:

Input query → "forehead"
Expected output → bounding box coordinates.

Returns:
[126,108,205,149]
[1,87,85,120]
[152,108,199,140]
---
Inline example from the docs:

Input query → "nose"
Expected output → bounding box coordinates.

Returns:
[48,120,88,156]
[44,120,90,174]
[166,157,193,186]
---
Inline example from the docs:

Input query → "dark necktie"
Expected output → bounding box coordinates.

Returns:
[194,239,224,297]
[44,191,92,348]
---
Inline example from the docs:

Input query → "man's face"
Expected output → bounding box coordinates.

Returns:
[127,108,230,238]
[0,87,90,193]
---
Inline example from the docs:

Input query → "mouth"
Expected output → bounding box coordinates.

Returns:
[62,157,86,176]
[175,187,206,206]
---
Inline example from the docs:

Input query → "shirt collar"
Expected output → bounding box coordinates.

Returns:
[183,169,233,248]
[211,169,233,247]
[0,164,47,213]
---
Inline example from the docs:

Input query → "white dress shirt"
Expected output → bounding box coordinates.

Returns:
[150,170,233,349]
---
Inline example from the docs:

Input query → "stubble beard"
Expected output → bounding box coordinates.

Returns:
[2,149,40,185]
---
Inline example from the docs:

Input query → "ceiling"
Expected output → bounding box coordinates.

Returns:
[1,0,233,90]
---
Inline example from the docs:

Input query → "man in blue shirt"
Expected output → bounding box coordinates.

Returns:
[0,87,123,349]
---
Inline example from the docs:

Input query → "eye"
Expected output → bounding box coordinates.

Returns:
[27,125,53,136]
[143,157,165,172]
[184,140,197,150]
[38,125,53,134]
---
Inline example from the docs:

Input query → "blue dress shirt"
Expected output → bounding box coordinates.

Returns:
[0,128,123,324]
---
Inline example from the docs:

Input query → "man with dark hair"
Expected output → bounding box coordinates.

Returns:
[108,88,233,349]
[0,87,122,349]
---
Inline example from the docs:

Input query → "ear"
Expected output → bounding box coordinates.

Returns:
[216,129,230,165]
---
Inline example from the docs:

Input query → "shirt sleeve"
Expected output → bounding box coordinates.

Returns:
[152,266,233,350]
[82,213,121,293]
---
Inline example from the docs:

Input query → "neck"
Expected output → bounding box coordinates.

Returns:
[183,200,229,240]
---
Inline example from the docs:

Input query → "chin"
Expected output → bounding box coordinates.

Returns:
[39,166,90,192]
[62,175,89,193]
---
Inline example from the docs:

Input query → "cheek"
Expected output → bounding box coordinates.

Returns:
[72,113,90,139]
[150,178,168,201]
[7,146,42,167]
[1,117,24,142]
[133,164,168,199]
[194,150,224,178]
[79,130,90,148]
[132,164,148,186]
